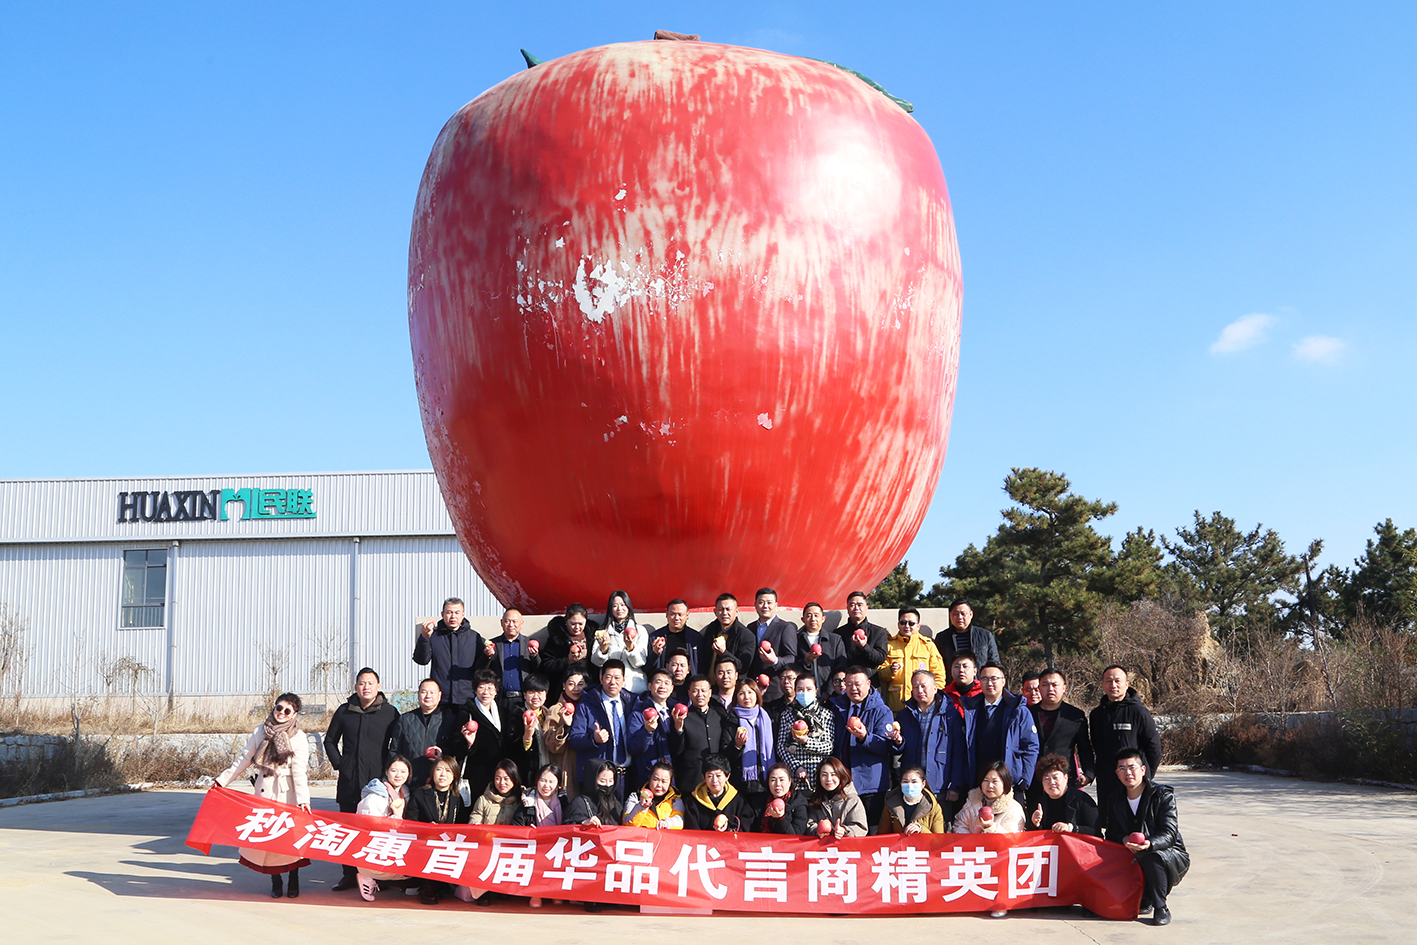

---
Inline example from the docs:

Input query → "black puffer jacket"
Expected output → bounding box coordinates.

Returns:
[1100,780,1190,886]
[324,693,400,809]
[1023,784,1100,836]
[1089,688,1163,775]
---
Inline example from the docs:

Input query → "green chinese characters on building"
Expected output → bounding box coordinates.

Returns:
[219,488,316,521]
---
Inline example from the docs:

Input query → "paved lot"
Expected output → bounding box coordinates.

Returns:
[1,770,1414,944]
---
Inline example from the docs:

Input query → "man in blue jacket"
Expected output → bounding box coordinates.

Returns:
[891,668,968,820]
[964,661,1039,805]
[626,667,681,787]
[830,665,895,830]
[567,659,636,799]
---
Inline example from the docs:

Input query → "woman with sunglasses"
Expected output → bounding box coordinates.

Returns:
[214,692,311,898]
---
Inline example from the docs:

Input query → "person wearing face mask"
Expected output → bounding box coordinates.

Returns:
[592,590,650,694]
[879,765,947,834]
[623,761,685,829]
[567,759,621,826]
[775,674,837,794]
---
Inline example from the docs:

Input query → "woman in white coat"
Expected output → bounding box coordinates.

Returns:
[215,692,311,898]
[591,590,650,694]
[354,755,414,901]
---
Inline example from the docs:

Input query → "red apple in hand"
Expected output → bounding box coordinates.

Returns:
[979,806,993,824]
[757,674,771,689]
[562,703,576,721]
[817,819,833,837]
[672,704,689,719]
[767,798,785,817]
[424,746,440,759]
[1127,832,1147,846]
[464,720,479,736]
[792,720,809,735]
[523,708,537,726]
[713,814,728,831]
[809,643,823,658]
[853,629,868,646]
[643,707,658,723]
[527,639,540,656]
[408,41,961,612]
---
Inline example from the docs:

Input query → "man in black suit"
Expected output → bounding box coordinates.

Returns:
[745,587,798,698]
[702,593,756,670]
[798,601,846,693]
[836,591,889,680]
[1030,667,1095,791]
[649,599,706,676]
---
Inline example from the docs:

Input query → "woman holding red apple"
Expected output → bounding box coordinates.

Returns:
[755,762,810,834]
[951,761,1027,835]
[804,757,868,838]
[543,669,587,798]
[591,590,650,694]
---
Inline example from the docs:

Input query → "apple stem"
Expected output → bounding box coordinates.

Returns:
[520,49,543,69]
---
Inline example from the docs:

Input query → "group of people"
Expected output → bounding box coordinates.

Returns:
[216,590,1188,924]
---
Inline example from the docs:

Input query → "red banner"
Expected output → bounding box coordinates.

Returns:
[188,786,1142,917]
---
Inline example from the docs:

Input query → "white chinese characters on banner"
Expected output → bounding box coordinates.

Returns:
[543,836,599,890]
[234,808,295,843]
[479,838,538,885]
[1008,845,1059,897]
[803,848,860,903]
[738,846,796,903]
[671,843,728,899]
[421,833,479,880]
[939,846,999,902]
[291,819,361,857]
[353,829,418,868]
[870,846,933,904]
[605,840,659,895]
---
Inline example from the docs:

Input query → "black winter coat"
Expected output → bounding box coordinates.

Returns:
[411,618,489,706]
[537,615,596,693]
[834,620,890,678]
[1089,689,1163,785]
[566,788,622,826]
[1023,784,1100,836]
[667,704,738,792]
[754,790,810,835]
[407,784,469,825]
[1100,780,1190,887]
[683,784,750,831]
[392,707,462,787]
[324,694,400,809]
[1032,701,1096,788]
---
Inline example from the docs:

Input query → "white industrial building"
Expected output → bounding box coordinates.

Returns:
[0,471,500,707]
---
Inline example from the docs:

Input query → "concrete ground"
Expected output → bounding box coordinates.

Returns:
[1,770,1414,944]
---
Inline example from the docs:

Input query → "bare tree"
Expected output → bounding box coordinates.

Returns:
[306,623,348,710]
[256,642,292,709]
[0,602,29,729]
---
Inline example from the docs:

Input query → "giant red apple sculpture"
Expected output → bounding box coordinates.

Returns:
[409,40,961,611]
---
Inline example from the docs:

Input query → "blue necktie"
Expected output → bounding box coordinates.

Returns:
[610,700,626,765]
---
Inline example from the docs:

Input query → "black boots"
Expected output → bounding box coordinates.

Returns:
[270,873,283,898]
[286,869,300,898]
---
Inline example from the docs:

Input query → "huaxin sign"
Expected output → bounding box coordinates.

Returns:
[189,785,1144,917]
[116,488,316,524]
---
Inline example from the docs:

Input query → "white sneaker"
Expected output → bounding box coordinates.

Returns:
[990,909,1008,918]
[358,876,379,901]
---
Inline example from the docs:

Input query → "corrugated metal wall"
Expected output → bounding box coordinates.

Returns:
[0,534,496,699]
[357,536,500,694]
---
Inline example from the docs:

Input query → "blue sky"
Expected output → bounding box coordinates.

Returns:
[2,2,1414,586]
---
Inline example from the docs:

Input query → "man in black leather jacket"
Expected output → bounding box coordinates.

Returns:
[1100,747,1190,926]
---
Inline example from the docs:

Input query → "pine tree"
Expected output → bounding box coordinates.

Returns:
[942,468,1117,665]
[1339,519,1417,631]
[867,561,924,608]
[1161,511,1302,642]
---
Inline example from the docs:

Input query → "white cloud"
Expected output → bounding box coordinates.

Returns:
[1210,313,1277,354]
[1293,335,1347,362]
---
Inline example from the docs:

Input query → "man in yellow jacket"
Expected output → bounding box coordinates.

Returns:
[877,607,947,711]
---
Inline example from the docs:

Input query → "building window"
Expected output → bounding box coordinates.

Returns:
[121,549,167,629]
